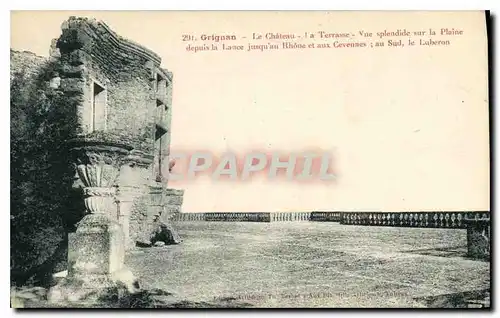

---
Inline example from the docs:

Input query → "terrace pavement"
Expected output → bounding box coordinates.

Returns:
[127,221,490,308]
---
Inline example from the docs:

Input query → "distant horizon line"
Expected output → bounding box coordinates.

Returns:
[176,210,491,213]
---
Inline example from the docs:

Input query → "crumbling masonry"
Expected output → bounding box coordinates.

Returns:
[11,16,184,299]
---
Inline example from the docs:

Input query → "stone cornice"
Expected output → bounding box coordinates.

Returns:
[67,138,133,172]
[98,21,162,66]
[67,138,134,152]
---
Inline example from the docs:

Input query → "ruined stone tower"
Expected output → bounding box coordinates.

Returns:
[11,16,184,250]
[53,17,184,248]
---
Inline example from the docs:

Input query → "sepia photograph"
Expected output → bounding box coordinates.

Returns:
[9,10,491,309]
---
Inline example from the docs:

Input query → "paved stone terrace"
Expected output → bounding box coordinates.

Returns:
[127,222,490,308]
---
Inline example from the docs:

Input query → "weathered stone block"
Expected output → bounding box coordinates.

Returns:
[166,195,183,206]
[59,64,85,78]
[68,214,124,278]
[68,50,89,65]
[165,188,184,212]
[60,78,85,94]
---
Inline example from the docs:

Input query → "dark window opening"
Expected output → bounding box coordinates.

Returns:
[155,125,168,182]
[156,73,167,110]
[92,82,106,131]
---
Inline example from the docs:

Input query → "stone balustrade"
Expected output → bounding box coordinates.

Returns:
[172,211,330,222]
[49,139,136,304]
[172,211,489,230]
[340,211,489,229]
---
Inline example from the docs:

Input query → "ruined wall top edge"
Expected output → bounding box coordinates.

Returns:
[59,16,162,67]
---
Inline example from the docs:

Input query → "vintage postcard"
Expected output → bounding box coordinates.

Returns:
[10,10,490,309]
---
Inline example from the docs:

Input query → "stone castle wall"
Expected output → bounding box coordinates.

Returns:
[55,17,160,151]
[11,17,184,253]
[10,50,48,83]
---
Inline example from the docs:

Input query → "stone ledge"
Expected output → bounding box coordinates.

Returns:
[172,212,313,222]
[124,150,154,168]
